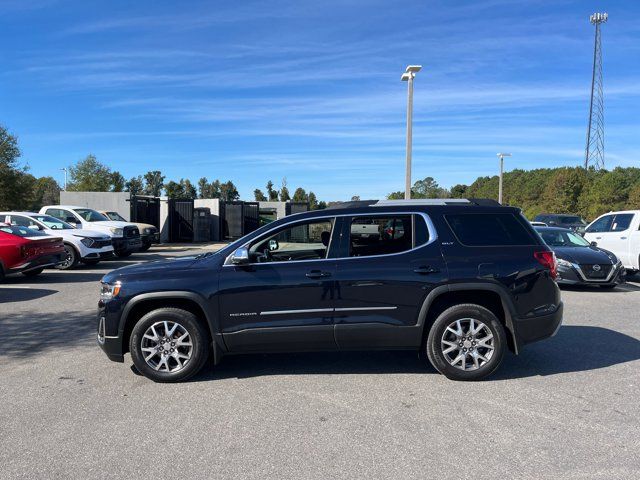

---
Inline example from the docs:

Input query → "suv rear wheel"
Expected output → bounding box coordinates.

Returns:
[426,304,506,381]
[129,308,210,383]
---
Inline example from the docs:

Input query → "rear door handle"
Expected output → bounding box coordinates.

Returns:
[595,237,602,240]
[413,265,440,275]
[306,270,332,279]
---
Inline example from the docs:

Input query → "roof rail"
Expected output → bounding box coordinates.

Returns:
[374,198,501,207]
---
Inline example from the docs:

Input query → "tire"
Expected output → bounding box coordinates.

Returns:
[56,243,79,270]
[129,308,210,383]
[425,304,506,381]
[22,267,44,277]
[115,250,132,258]
[139,243,152,252]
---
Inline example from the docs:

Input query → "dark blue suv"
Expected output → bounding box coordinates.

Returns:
[97,199,563,382]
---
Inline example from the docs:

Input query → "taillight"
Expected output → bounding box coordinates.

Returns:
[20,245,38,258]
[534,250,557,279]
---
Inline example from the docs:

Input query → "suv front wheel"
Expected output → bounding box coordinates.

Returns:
[129,308,210,383]
[426,304,506,381]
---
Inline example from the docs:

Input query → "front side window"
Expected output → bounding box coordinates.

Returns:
[349,215,414,257]
[105,211,126,222]
[74,208,108,222]
[249,218,334,263]
[611,214,633,232]
[445,213,535,246]
[586,214,614,233]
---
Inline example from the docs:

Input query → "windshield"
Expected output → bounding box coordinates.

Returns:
[0,225,50,237]
[538,229,591,247]
[33,215,75,230]
[74,208,108,222]
[106,211,126,222]
[558,216,586,225]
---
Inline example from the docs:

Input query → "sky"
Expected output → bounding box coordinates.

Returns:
[1,0,639,201]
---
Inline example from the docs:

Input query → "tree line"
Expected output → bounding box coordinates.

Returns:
[388,167,640,220]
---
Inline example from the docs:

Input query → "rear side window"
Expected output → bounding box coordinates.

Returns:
[586,214,613,233]
[611,214,633,232]
[349,215,415,257]
[445,213,535,246]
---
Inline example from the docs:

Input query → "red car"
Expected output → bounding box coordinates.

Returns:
[0,223,65,280]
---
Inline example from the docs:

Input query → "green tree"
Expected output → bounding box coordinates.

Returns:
[0,125,28,210]
[143,170,165,196]
[29,176,60,210]
[308,191,318,210]
[450,184,468,198]
[317,200,327,210]
[293,187,308,202]
[220,181,239,201]
[628,183,640,209]
[254,188,267,201]
[67,155,113,191]
[164,180,184,199]
[110,171,126,192]
[279,178,290,202]
[210,179,221,199]
[125,176,144,195]
[351,195,360,201]
[266,180,278,201]
[198,177,211,198]
[179,178,197,199]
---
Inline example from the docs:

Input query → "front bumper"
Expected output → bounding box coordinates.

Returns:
[141,232,160,245]
[82,250,115,260]
[97,301,125,362]
[557,262,626,286]
[513,302,563,347]
[112,237,142,253]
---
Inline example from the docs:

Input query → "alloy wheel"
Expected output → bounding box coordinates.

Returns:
[440,318,495,371]
[140,321,193,373]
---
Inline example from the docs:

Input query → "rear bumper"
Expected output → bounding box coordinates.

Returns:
[9,252,65,273]
[513,302,563,347]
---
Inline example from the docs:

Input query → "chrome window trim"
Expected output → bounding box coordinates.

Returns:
[334,306,397,312]
[223,211,438,267]
[256,306,398,316]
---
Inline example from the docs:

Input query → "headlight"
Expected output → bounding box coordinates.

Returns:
[80,237,95,247]
[100,282,121,301]
[109,227,123,237]
[144,227,153,234]
[557,258,573,268]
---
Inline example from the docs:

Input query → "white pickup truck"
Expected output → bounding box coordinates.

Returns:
[584,210,640,272]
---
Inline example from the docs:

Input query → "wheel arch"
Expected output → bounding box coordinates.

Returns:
[417,283,519,353]
[119,292,222,362]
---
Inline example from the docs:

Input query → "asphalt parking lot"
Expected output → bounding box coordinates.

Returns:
[1,247,639,480]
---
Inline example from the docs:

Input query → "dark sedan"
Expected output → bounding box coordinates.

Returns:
[535,226,626,289]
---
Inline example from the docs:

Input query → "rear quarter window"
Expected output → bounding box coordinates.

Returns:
[445,213,536,246]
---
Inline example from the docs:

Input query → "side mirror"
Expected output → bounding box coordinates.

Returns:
[230,246,250,265]
[268,239,279,251]
[590,241,598,247]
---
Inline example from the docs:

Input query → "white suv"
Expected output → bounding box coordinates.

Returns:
[39,205,142,258]
[1,212,114,269]
[584,210,640,272]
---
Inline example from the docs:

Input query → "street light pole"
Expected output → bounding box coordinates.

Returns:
[496,153,511,204]
[401,65,422,200]
[61,168,67,191]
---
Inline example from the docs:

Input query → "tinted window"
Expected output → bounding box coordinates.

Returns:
[445,213,535,246]
[538,229,590,247]
[558,216,585,225]
[586,215,613,233]
[611,214,633,232]
[249,219,334,263]
[349,215,414,257]
[74,208,108,222]
[0,225,49,237]
[33,215,74,230]
[9,215,41,229]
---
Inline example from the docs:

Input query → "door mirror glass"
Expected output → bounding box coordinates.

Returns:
[231,246,250,264]
[268,239,279,251]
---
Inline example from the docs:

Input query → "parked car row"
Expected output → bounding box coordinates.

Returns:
[530,209,640,289]
[0,205,160,280]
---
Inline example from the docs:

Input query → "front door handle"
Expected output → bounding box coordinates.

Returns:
[306,270,332,279]
[413,265,440,275]
[620,236,627,240]
[595,236,602,240]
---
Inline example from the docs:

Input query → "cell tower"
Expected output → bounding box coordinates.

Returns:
[584,12,608,169]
